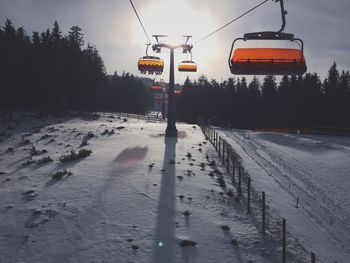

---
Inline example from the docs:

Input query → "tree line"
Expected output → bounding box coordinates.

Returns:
[1,19,350,128]
[0,19,150,115]
[178,63,350,128]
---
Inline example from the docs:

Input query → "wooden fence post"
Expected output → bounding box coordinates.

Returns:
[223,140,226,158]
[311,252,316,263]
[282,218,287,263]
[222,140,225,159]
[247,177,251,213]
[238,166,242,196]
[232,159,235,183]
[212,130,214,145]
[262,191,266,234]
[226,148,230,172]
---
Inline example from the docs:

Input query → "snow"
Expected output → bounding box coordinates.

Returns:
[0,112,311,263]
[218,128,350,263]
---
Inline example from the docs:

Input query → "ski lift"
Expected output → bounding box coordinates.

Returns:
[178,52,197,72]
[138,44,164,75]
[150,85,162,91]
[154,95,162,101]
[228,0,306,75]
[178,61,197,72]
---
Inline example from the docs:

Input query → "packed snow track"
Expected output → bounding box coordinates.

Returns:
[219,128,350,263]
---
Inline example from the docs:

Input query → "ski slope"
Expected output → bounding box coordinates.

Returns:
[218,128,350,263]
[0,112,309,263]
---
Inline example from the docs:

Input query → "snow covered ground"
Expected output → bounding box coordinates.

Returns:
[0,112,309,263]
[218,128,350,263]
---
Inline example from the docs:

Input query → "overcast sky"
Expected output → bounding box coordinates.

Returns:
[1,0,350,83]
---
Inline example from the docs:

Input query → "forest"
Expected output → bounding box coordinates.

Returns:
[178,64,350,128]
[1,20,349,128]
[0,19,151,115]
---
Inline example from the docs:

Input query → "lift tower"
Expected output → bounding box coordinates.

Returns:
[152,35,193,137]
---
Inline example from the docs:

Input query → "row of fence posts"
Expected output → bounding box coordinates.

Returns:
[202,126,318,263]
[115,112,164,123]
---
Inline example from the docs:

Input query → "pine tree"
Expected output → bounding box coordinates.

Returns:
[261,75,277,126]
[52,21,62,44]
[68,26,84,47]
[324,62,339,96]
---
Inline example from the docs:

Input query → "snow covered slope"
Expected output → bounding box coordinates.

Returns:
[0,112,308,263]
[219,128,350,263]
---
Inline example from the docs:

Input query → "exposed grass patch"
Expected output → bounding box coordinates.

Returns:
[101,129,115,136]
[19,139,31,146]
[86,131,95,139]
[80,131,95,147]
[179,239,197,247]
[226,189,234,197]
[52,169,72,180]
[230,239,239,246]
[213,168,222,175]
[21,157,35,166]
[216,176,226,188]
[80,139,88,147]
[40,134,51,140]
[6,147,14,153]
[131,245,139,250]
[37,156,53,165]
[182,210,191,217]
[90,113,100,120]
[208,160,216,166]
[48,138,55,143]
[30,146,48,156]
[220,225,230,231]
[59,149,92,162]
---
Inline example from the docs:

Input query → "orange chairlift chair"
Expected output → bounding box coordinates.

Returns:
[174,89,182,95]
[153,95,162,101]
[229,0,306,76]
[178,52,197,72]
[150,85,162,91]
[178,61,197,72]
[138,44,164,75]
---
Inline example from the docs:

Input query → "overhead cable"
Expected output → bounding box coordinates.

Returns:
[195,0,269,44]
[129,0,152,44]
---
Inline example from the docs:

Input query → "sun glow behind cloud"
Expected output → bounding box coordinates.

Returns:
[129,0,221,83]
